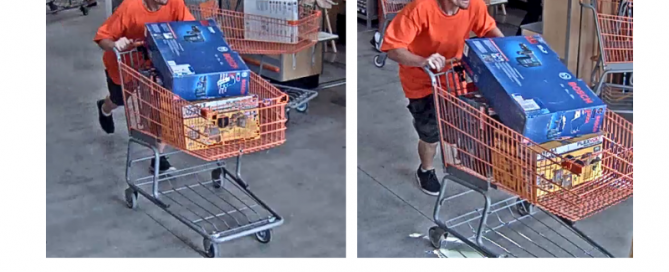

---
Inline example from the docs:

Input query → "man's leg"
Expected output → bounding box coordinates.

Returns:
[418,139,438,170]
[407,94,441,196]
[97,71,122,134]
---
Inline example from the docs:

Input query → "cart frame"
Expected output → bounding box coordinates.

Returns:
[423,63,631,258]
[115,47,286,258]
[580,0,633,114]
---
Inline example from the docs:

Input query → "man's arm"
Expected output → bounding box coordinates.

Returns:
[93,5,126,51]
[472,0,504,38]
[484,27,504,38]
[387,48,429,67]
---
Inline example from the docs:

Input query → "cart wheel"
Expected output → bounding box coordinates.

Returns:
[124,188,138,209]
[285,110,291,125]
[428,226,448,249]
[295,102,308,113]
[203,239,219,258]
[373,54,386,68]
[255,229,272,244]
[515,198,534,216]
[80,6,89,15]
[211,169,222,189]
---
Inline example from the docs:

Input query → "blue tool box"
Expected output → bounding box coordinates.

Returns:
[145,19,251,101]
[462,35,607,144]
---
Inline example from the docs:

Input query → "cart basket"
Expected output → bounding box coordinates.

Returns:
[117,49,288,162]
[583,0,633,65]
[430,63,633,222]
[187,0,321,55]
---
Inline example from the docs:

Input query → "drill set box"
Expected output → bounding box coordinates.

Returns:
[145,19,251,101]
[461,35,607,144]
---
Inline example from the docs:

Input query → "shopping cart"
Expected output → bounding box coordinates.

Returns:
[46,0,94,15]
[187,0,324,124]
[373,0,411,68]
[582,0,633,114]
[116,45,288,258]
[423,61,633,258]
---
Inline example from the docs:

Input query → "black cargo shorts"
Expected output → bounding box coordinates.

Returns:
[407,94,440,144]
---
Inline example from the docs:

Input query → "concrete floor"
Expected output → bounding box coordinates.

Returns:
[357,10,633,258]
[46,5,346,258]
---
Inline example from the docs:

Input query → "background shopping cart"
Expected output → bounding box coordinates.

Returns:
[372,0,411,68]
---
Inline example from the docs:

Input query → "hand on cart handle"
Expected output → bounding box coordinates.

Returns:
[115,38,144,51]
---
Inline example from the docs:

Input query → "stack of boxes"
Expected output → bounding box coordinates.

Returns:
[243,0,300,44]
[460,35,606,197]
[144,19,261,151]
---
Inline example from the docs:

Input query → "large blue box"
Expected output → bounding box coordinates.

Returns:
[462,35,607,144]
[145,20,250,101]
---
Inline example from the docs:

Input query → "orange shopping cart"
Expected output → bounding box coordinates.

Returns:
[116,45,288,257]
[186,0,324,123]
[372,0,412,68]
[423,62,632,258]
[582,0,633,114]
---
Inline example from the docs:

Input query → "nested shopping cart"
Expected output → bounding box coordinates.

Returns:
[46,0,94,15]
[115,46,288,258]
[187,0,323,122]
[373,0,411,68]
[582,0,633,114]
[423,61,633,258]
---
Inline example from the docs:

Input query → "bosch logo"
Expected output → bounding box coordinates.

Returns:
[559,73,572,80]
[568,81,594,104]
[217,46,229,52]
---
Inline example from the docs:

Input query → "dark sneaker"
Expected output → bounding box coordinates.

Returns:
[150,156,177,174]
[416,166,441,196]
[97,99,115,134]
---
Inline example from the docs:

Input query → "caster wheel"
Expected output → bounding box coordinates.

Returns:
[124,188,138,209]
[515,198,534,216]
[295,103,308,113]
[211,169,222,189]
[48,1,59,11]
[374,54,386,68]
[203,239,219,258]
[428,226,448,249]
[255,229,272,244]
[80,6,89,15]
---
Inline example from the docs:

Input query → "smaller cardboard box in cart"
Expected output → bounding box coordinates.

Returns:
[244,0,300,44]
[491,133,604,198]
[462,35,607,144]
[178,95,261,151]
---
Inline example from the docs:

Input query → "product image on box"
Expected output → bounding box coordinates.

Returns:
[491,133,604,198]
[177,95,261,151]
[243,0,300,44]
[516,43,542,67]
[184,25,205,43]
[462,35,607,144]
[145,20,251,101]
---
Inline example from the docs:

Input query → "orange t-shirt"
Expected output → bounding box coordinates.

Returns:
[380,0,497,99]
[94,0,196,85]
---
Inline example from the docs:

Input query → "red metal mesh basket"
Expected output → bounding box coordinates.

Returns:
[589,0,633,64]
[380,0,411,14]
[117,49,288,162]
[433,67,633,222]
[187,0,321,55]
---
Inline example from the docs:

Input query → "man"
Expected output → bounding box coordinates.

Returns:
[380,0,503,196]
[94,0,195,173]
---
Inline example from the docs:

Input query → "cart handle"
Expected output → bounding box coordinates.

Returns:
[113,40,146,61]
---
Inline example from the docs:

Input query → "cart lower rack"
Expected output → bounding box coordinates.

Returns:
[116,47,288,257]
[428,165,613,258]
[424,62,632,257]
[46,0,94,15]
